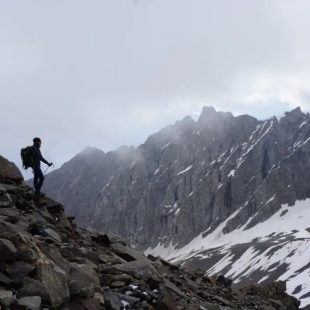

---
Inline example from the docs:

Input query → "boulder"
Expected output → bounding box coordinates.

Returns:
[17,277,49,301]
[215,275,232,288]
[17,296,42,310]
[68,261,100,298]
[28,222,62,243]
[0,238,17,261]
[0,193,12,208]
[103,259,161,285]
[6,262,35,286]
[104,290,123,310]
[0,272,12,288]
[0,155,23,184]
[34,261,70,308]
[9,233,39,263]
[110,281,126,288]
[62,298,101,310]
[0,184,6,194]
[0,288,13,307]
[156,292,177,310]
[0,220,23,238]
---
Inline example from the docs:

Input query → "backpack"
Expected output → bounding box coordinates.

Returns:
[21,146,35,169]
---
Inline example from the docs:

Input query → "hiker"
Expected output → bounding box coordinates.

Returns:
[31,137,53,196]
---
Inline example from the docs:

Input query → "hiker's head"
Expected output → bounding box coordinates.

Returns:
[33,137,41,147]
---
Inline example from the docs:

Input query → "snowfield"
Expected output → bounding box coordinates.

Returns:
[146,199,310,308]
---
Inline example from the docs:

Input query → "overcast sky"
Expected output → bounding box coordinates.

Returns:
[1,0,310,177]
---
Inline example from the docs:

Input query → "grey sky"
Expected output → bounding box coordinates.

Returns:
[1,0,310,178]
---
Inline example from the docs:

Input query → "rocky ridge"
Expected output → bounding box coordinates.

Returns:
[0,157,301,309]
[44,107,310,251]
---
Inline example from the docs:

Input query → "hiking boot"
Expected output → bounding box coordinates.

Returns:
[34,192,45,198]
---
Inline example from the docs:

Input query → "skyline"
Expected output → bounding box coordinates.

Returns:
[11,104,304,180]
[1,0,310,177]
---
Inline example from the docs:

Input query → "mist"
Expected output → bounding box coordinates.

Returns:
[1,0,310,178]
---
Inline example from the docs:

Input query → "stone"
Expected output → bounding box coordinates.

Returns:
[44,199,64,214]
[34,261,70,308]
[0,194,12,208]
[215,275,232,288]
[0,238,17,261]
[43,228,62,243]
[91,234,111,247]
[28,222,62,243]
[9,233,39,263]
[110,281,126,288]
[17,296,42,310]
[17,277,49,301]
[156,292,177,310]
[0,272,13,288]
[93,292,105,305]
[0,220,23,238]
[0,155,23,184]
[0,288,13,307]
[62,298,101,310]
[56,212,72,231]
[116,293,140,306]
[104,291,123,310]
[103,260,161,285]
[0,184,6,194]
[69,262,98,298]
[6,262,35,286]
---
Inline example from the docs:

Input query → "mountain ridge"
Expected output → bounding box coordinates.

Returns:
[42,106,310,308]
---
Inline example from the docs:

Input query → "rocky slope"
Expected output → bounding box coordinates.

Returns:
[0,157,300,309]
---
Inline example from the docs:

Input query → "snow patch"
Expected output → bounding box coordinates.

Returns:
[299,121,308,129]
[188,191,194,198]
[177,165,193,176]
[154,168,160,175]
[266,194,276,204]
[228,170,235,178]
[161,142,171,150]
[151,199,310,308]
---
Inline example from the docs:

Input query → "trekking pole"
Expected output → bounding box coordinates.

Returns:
[43,163,54,175]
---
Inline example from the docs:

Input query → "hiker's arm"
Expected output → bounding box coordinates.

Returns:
[39,151,50,166]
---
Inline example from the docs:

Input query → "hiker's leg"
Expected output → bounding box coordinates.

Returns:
[33,166,40,193]
[37,168,45,193]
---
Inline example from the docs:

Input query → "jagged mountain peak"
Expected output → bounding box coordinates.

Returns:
[79,145,105,156]
[178,115,196,127]
[115,145,135,154]
[285,106,304,117]
[198,106,233,124]
[43,106,310,307]
[280,106,307,124]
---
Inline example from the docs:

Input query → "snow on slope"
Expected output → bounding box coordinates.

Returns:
[146,199,310,308]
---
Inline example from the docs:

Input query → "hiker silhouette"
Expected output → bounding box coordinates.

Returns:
[31,137,53,196]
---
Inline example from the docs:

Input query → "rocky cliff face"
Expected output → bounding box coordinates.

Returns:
[1,157,300,309]
[44,107,310,250]
[41,106,310,308]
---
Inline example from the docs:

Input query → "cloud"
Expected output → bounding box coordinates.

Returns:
[0,0,310,177]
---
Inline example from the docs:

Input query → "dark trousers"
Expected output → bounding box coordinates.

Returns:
[33,165,44,193]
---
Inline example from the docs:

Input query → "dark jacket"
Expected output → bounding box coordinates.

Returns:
[32,146,49,168]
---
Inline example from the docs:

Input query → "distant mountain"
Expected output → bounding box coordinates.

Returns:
[43,106,310,308]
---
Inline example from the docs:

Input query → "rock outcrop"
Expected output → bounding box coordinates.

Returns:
[0,158,300,309]
[0,155,23,184]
